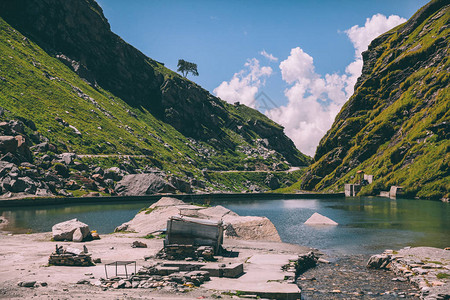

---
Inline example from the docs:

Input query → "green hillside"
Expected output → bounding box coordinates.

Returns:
[298,0,449,200]
[0,0,310,197]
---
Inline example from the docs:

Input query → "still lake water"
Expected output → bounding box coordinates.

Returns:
[1,197,449,255]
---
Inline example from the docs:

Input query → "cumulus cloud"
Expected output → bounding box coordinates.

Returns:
[266,14,405,157]
[346,14,406,57]
[214,58,272,108]
[260,50,278,62]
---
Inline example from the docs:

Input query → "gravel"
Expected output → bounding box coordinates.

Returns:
[298,254,420,299]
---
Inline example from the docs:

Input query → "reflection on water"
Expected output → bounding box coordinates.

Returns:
[0,201,153,234]
[1,197,448,255]
[212,197,450,255]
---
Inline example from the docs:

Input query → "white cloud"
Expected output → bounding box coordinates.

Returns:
[260,50,278,62]
[266,14,405,157]
[214,58,272,108]
[346,14,406,57]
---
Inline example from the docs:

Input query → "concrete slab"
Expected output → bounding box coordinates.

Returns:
[203,254,301,300]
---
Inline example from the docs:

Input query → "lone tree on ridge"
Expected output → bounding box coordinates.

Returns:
[177,59,199,78]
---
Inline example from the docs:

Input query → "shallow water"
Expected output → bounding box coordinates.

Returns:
[1,196,448,255]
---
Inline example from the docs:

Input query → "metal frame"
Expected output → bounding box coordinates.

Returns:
[104,261,136,279]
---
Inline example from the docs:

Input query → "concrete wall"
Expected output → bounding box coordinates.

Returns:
[345,184,361,197]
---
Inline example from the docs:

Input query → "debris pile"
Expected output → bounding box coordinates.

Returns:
[283,251,318,276]
[156,245,216,261]
[48,245,94,266]
[95,265,210,291]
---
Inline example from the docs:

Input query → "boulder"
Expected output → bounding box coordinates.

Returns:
[8,120,24,134]
[54,163,70,178]
[61,153,76,165]
[367,254,391,269]
[0,136,18,154]
[104,167,124,181]
[304,212,338,225]
[115,174,176,196]
[10,177,37,194]
[30,142,49,153]
[265,174,280,190]
[92,167,104,175]
[52,218,91,241]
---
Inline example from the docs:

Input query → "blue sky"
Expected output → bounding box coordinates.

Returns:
[97,0,429,155]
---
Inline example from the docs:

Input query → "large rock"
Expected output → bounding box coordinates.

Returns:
[115,174,176,196]
[0,136,18,154]
[304,212,338,225]
[10,177,37,194]
[52,218,90,241]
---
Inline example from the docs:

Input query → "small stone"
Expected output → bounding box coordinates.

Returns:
[318,258,330,264]
[18,281,36,288]
[76,279,90,284]
[131,241,147,248]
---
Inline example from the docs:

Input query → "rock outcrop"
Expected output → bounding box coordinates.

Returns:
[300,0,449,200]
[368,247,450,300]
[115,197,281,242]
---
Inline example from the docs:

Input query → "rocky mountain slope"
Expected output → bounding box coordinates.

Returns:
[301,0,449,200]
[0,0,309,198]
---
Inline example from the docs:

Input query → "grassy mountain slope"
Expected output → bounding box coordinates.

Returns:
[0,0,311,195]
[299,0,449,200]
[0,0,309,168]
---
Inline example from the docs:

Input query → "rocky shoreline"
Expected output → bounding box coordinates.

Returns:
[367,247,450,300]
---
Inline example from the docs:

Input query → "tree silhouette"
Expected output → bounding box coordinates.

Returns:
[177,59,199,78]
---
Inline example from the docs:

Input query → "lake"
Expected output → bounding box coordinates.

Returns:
[1,196,448,255]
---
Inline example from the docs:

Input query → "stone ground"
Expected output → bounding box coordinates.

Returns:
[298,254,420,300]
[0,231,425,300]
